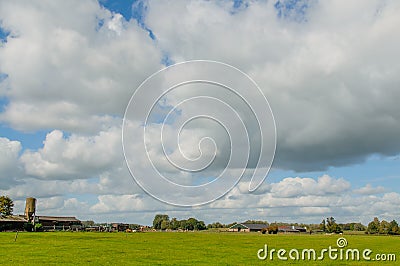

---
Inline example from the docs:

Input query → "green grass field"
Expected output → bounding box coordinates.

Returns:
[1,231,399,265]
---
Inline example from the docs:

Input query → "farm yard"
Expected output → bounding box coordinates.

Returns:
[1,231,399,265]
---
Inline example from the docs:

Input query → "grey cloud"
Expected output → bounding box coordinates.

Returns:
[143,0,400,172]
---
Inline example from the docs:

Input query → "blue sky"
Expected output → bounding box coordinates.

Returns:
[0,0,399,225]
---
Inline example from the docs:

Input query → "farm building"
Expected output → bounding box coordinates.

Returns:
[111,223,130,232]
[35,216,82,231]
[0,215,27,231]
[1,197,84,231]
[278,225,307,233]
[229,223,267,232]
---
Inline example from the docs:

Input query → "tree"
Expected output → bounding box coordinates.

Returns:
[169,218,180,230]
[180,219,187,230]
[186,218,197,231]
[244,220,268,225]
[153,214,169,230]
[353,223,366,231]
[195,220,206,230]
[324,217,342,233]
[207,222,225,229]
[379,220,390,234]
[268,225,278,234]
[129,224,141,230]
[34,223,43,232]
[82,220,95,227]
[160,220,170,231]
[319,219,326,232]
[388,220,400,235]
[367,217,380,234]
[0,196,14,217]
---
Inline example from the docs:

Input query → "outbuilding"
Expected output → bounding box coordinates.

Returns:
[36,216,82,231]
[229,223,267,232]
[0,215,27,231]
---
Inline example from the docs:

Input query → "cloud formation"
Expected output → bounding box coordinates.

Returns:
[0,137,23,188]
[0,0,162,133]
[2,174,398,225]
[143,0,400,171]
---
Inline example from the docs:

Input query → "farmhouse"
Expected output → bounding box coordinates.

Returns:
[229,223,267,232]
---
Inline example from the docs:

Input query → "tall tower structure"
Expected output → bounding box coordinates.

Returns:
[24,197,36,222]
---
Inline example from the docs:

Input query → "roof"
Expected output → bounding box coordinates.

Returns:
[242,223,268,230]
[36,216,81,222]
[229,223,267,230]
[278,226,306,232]
[0,215,27,222]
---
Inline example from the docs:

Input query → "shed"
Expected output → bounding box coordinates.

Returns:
[278,225,307,233]
[0,215,27,231]
[229,223,267,232]
[36,216,82,231]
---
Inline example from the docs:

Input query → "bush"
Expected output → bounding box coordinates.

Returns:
[268,225,278,234]
[34,223,43,232]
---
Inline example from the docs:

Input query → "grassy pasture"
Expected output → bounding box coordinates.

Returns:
[1,231,399,265]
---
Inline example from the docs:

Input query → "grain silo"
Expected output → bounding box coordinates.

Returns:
[24,197,36,222]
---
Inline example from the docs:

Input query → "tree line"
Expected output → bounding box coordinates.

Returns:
[366,217,400,235]
[152,214,206,231]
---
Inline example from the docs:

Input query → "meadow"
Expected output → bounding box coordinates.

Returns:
[1,231,399,265]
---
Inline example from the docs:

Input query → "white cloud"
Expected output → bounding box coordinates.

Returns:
[3,173,399,225]
[0,0,162,134]
[208,175,399,224]
[90,194,147,213]
[20,127,122,180]
[270,175,351,198]
[353,183,385,195]
[0,137,21,171]
[0,137,23,188]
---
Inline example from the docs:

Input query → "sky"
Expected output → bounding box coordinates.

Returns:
[0,0,399,225]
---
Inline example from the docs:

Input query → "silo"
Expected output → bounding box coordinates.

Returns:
[24,197,36,222]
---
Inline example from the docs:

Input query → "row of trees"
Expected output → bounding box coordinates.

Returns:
[318,217,400,235]
[207,222,226,229]
[318,218,366,233]
[152,214,206,231]
[367,217,400,235]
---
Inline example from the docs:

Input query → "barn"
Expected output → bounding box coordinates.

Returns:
[36,216,82,231]
[111,223,130,232]
[0,215,27,231]
[229,223,267,232]
[278,225,307,233]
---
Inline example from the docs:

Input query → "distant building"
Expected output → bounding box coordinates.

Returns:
[278,225,307,233]
[0,215,27,231]
[111,223,129,232]
[1,198,84,232]
[229,223,268,232]
[35,216,82,231]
